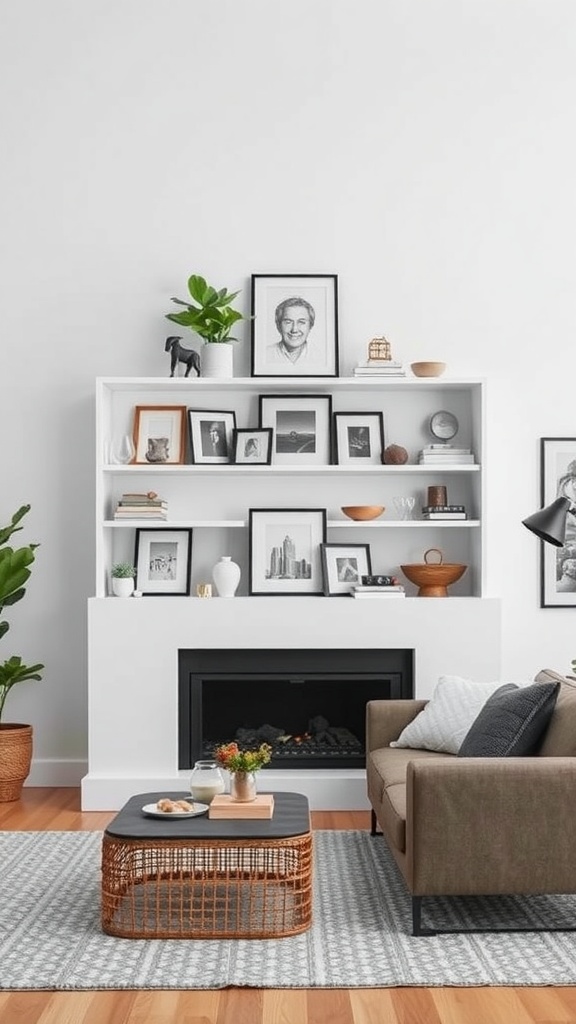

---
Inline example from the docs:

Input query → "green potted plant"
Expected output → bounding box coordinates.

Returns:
[214,740,272,802]
[165,274,250,379]
[111,562,136,598]
[0,504,44,801]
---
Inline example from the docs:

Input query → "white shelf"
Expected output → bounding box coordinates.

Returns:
[104,519,480,529]
[98,375,485,393]
[103,463,480,475]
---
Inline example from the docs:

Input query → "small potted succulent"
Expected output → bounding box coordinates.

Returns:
[165,274,250,379]
[111,562,136,598]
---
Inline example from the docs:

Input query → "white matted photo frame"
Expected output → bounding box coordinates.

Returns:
[250,274,339,378]
[333,411,385,466]
[249,508,327,595]
[259,394,332,466]
[232,428,273,465]
[188,409,237,464]
[134,528,192,596]
[132,406,187,465]
[540,437,576,607]
[321,543,372,596]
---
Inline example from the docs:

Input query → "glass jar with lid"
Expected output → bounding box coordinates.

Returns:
[189,760,225,804]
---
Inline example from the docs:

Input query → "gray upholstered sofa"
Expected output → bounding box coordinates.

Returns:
[366,669,576,935]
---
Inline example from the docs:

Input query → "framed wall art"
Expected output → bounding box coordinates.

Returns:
[249,508,327,595]
[540,437,576,607]
[259,394,332,466]
[134,528,193,596]
[333,411,385,466]
[188,409,237,464]
[321,543,372,596]
[250,273,339,378]
[232,428,273,465]
[132,406,187,465]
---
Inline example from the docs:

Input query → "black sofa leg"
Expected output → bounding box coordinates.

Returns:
[412,897,437,937]
[370,809,382,836]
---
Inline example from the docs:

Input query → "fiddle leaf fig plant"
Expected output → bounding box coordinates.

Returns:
[0,505,44,721]
[166,274,249,344]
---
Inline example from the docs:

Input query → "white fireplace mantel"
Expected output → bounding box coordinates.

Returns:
[82,596,501,810]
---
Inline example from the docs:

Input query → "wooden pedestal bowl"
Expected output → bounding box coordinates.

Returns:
[400,548,467,597]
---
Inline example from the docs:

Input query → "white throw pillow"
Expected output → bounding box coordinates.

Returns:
[390,675,511,754]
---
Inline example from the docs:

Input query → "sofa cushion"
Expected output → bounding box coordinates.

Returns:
[390,675,515,754]
[458,680,560,757]
[367,746,451,851]
[535,670,576,756]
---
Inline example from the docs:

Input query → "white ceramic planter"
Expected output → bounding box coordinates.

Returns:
[212,556,241,597]
[111,577,135,597]
[201,342,234,379]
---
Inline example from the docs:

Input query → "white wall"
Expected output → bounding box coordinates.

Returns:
[1,0,576,780]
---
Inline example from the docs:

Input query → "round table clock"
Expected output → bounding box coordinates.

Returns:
[429,410,459,441]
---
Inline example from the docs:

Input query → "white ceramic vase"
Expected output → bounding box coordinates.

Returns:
[212,556,241,598]
[111,577,135,597]
[201,342,234,379]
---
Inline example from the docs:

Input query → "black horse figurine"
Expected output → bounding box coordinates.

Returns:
[164,336,201,377]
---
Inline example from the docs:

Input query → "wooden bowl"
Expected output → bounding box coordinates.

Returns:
[400,548,467,596]
[341,505,385,521]
[410,361,446,378]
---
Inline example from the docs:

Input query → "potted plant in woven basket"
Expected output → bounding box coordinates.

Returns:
[0,505,44,802]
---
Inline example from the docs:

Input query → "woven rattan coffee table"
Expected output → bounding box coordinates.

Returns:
[101,790,312,939]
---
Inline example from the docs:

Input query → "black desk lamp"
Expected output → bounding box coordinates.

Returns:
[522,496,576,547]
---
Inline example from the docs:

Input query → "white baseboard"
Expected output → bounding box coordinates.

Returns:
[26,759,88,788]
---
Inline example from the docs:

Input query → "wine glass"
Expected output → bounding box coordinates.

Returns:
[393,496,416,521]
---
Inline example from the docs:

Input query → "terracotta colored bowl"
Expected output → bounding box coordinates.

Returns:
[341,505,385,521]
[400,548,467,596]
[410,361,446,378]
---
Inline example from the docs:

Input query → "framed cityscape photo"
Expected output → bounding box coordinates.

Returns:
[540,437,576,607]
[249,508,327,595]
[250,273,339,378]
[133,405,187,465]
[134,528,192,596]
[232,428,273,465]
[333,411,385,466]
[321,543,372,596]
[259,394,332,466]
[188,409,237,464]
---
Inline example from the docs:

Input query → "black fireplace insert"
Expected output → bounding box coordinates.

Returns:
[178,648,414,771]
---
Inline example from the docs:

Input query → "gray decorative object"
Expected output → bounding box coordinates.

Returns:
[164,335,201,377]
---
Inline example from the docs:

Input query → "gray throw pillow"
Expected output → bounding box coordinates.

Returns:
[458,681,560,757]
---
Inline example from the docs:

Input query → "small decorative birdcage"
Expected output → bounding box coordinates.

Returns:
[368,336,391,362]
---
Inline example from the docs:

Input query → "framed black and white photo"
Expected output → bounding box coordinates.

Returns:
[232,428,273,465]
[321,543,372,596]
[250,274,339,378]
[333,411,385,466]
[540,437,576,607]
[259,394,332,466]
[134,528,192,596]
[188,409,237,464]
[249,508,327,595]
[133,405,187,465]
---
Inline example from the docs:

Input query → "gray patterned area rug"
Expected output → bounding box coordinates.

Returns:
[2,830,576,990]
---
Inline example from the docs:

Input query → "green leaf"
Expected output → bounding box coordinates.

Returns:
[0,622,8,640]
[187,275,208,303]
[0,504,31,546]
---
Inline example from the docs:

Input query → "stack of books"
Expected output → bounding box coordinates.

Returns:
[418,444,475,465]
[351,583,406,598]
[114,492,168,520]
[421,504,467,520]
[353,359,406,377]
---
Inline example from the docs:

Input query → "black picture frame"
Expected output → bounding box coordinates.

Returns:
[249,508,327,595]
[134,528,193,596]
[333,411,385,466]
[540,437,576,607]
[320,543,372,596]
[259,394,332,466]
[232,428,273,465]
[188,409,237,464]
[250,274,339,378]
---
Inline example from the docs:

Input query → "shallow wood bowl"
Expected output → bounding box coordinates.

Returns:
[410,361,446,377]
[341,505,385,521]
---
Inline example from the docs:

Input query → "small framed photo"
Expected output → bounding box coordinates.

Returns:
[540,437,576,607]
[188,409,237,464]
[134,528,192,596]
[333,411,385,466]
[133,406,187,465]
[321,543,372,596]
[250,273,339,378]
[249,508,327,595]
[232,428,273,465]
[259,394,332,466]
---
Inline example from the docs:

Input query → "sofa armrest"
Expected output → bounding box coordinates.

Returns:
[406,757,576,896]
[366,699,428,751]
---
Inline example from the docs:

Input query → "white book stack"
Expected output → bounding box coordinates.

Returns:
[418,444,475,465]
[351,585,406,598]
[353,359,406,377]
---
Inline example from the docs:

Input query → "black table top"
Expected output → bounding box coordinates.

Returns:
[104,791,311,840]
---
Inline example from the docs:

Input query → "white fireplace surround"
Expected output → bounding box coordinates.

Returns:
[83,596,501,810]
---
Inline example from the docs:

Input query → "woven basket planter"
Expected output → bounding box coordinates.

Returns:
[0,724,33,801]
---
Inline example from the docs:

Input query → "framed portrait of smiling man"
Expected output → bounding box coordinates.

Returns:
[250,274,339,378]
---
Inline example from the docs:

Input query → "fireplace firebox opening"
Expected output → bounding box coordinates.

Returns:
[178,648,413,771]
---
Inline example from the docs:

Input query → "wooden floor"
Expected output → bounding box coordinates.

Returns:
[1,789,575,1024]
